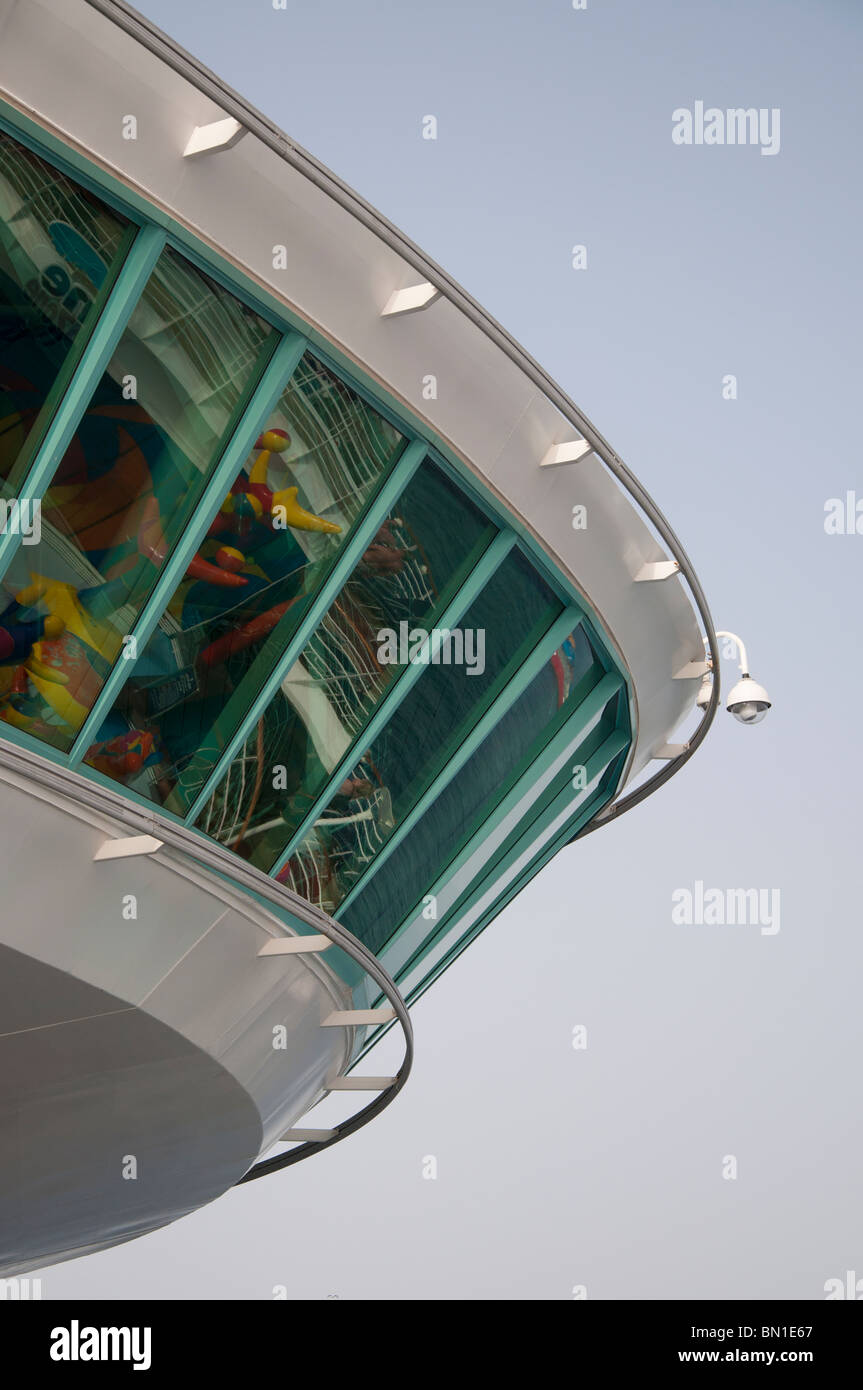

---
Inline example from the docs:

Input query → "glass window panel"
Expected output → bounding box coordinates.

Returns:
[82,353,406,807]
[393,701,626,998]
[423,689,622,937]
[339,622,602,951]
[194,461,495,868]
[0,129,132,492]
[279,549,562,913]
[0,245,274,751]
[413,753,629,1007]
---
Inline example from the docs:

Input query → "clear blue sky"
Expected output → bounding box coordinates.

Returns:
[42,0,863,1298]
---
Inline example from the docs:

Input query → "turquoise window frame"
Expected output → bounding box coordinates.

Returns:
[0,217,140,501]
[265,528,516,880]
[397,737,630,1008]
[0,99,606,615]
[335,603,585,913]
[0,96,637,1003]
[346,681,630,1046]
[182,435,428,825]
[351,669,625,972]
[66,329,307,764]
[0,221,166,580]
[347,679,629,1026]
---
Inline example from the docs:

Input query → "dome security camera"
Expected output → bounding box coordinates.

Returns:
[726,676,771,725]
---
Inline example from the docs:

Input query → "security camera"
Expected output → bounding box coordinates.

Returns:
[726,676,771,725]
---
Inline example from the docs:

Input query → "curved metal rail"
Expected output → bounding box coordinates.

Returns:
[5,7,722,1194]
[0,740,413,1184]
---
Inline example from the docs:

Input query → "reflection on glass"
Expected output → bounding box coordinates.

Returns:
[0,245,273,750]
[84,353,406,807]
[390,692,626,996]
[194,461,496,869]
[339,623,601,950]
[278,550,562,913]
[0,129,131,491]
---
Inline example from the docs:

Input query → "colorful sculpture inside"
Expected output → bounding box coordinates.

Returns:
[0,121,630,981]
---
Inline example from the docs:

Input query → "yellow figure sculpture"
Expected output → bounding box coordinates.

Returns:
[11,577,116,731]
[217,428,342,536]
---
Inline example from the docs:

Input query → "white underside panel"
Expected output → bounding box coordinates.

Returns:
[0,756,352,1271]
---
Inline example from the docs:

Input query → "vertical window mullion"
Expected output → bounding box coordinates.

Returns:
[363,670,623,974]
[397,724,630,998]
[182,436,430,825]
[336,602,586,913]
[267,527,517,881]
[0,222,166,584]
[67,329,308,766]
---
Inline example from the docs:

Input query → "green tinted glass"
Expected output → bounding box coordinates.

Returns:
[82,352,405,806]
[0,245,273,751]
[0,129,131,492]
[194,461,495,868]
[390,687,627,996]
[277,549,562,913]
[339,622,602,952]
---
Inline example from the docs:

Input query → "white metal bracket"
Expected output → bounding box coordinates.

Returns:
[321,1007,396,1027]
[673,660,711,680]
[183,117,247,158]
[653,743,689,760]
[258,935,332,956]
[540,439,592,469]
[634,561,680,582]
[381,283,439,316]
[93,834,163,861]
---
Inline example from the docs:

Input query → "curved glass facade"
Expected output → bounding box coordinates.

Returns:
[0,118,632,1002]
[85,350,407,807]
[3,243,275,748]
